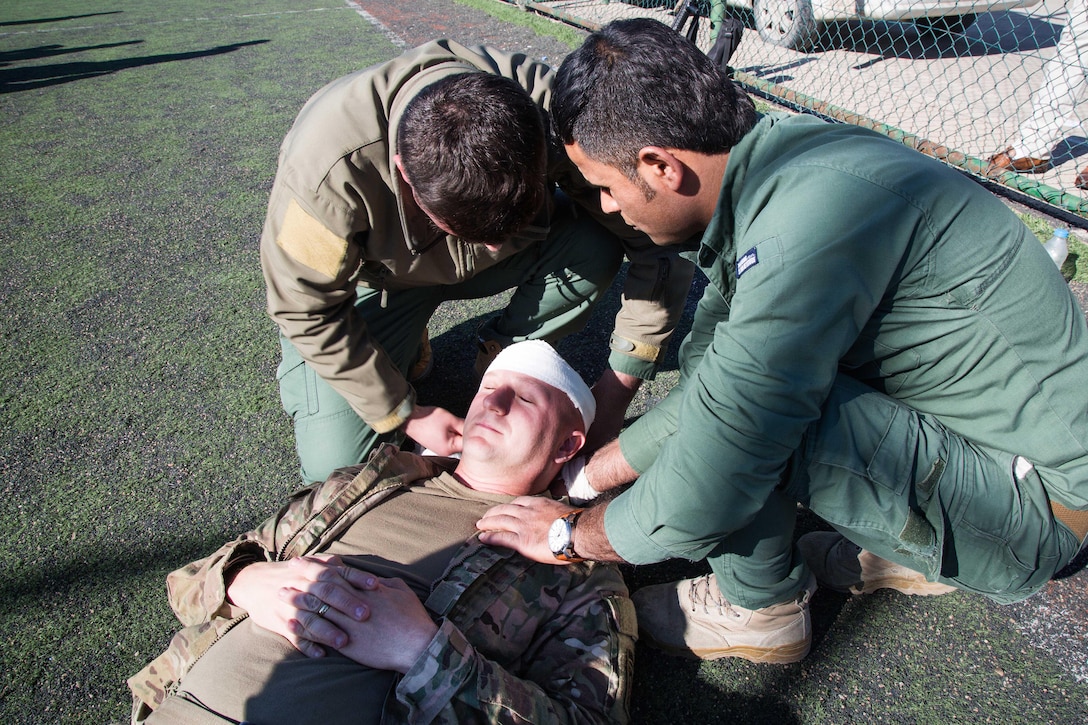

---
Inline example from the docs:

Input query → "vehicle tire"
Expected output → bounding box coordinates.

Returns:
[915,13,977,35]
[753,0,819,50]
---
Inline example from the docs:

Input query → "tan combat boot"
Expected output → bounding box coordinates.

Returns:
[798,531,956,596]
[633,572,816,664]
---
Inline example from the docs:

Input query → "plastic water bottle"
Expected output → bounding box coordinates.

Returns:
[1043,228,1069,270]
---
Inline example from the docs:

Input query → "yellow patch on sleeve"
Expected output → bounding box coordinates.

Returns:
[608,333,663,363]
[276,199,349,279]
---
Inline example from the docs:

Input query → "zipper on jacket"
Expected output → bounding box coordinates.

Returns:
[409,234,446,257]
[168,613,249,699]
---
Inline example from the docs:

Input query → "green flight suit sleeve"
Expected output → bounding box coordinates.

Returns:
[618,276,731,472]
[606,164,915,564]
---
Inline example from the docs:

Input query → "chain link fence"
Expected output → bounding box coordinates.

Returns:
[500,0,1088,223]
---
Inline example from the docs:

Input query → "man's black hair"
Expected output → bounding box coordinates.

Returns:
[552,18,756,178]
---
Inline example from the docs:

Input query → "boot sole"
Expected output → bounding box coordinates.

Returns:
[848,575,956,597]
[642,633,811,664]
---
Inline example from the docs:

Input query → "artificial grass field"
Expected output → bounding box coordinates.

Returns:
[1,1,1086,723]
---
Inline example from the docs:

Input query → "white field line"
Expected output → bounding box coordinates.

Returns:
[344,0,406,48]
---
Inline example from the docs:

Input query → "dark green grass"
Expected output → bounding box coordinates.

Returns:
[1,1,1086,723]
[0,2,399,721]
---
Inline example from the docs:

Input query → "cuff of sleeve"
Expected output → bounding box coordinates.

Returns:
[369,388,416,434]
[607,348,657,382]
[396,620,473,721]
[211,543,271,616]
[609,333,662,363]
[604,488,676,566]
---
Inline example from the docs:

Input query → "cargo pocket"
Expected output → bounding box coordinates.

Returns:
[276,336,319,420]
[928,452,1060,602]
[799,378,919,498]
[786,377,942,579]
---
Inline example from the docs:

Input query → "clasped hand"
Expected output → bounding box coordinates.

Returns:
[227,554,438,673]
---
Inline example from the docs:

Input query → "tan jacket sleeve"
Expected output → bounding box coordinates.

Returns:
[261,192,418,433]
[260,44,479,431]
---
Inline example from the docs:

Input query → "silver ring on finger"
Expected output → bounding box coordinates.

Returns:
[316,602,331,617]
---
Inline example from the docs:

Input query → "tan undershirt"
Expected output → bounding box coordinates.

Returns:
[326,470,514,599]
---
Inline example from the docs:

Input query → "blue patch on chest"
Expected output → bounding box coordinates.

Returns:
[736,248,759,279]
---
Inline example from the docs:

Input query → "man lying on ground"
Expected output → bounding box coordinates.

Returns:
[129,340,636,724]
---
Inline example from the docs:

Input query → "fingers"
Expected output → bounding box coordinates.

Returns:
[477,529,517,549]
[286,556,369,620]
[335,569,407,598]
[338,566,380,591]
[380,576,412,593]
[255,557,419,660]
[279,588,351,651]
[311,577,369,620]
[476,500,522,524]
[475,503,529,533]
[285,617,329,659]
[287,554,348,581]
[447,433,464,455]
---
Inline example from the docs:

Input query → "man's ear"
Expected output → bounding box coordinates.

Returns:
[393,154,411,187]
[555,430,587,463]
[637,146,685,191]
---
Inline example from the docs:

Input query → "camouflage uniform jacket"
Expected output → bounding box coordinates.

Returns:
[261,38,695,433]
[128,444,637,724]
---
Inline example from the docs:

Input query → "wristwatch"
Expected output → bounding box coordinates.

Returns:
[548,508,586,562]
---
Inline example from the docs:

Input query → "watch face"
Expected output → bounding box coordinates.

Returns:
[548,517,570,554]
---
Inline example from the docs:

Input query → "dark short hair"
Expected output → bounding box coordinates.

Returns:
[397,72,548,244]
[552,18,757,178]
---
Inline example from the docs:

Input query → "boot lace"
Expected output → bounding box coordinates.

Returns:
[687,574,738,617]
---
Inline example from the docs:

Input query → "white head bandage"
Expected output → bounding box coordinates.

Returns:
[485,341,596,430]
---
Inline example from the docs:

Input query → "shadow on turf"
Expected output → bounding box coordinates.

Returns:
[625,555,821,723]
[0,39,269,94]
[0,40,142,64]
[0,532,229,610]
[0,12,122,27]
